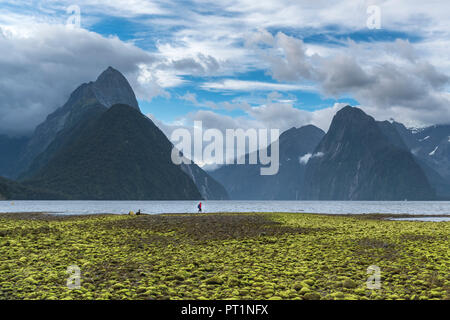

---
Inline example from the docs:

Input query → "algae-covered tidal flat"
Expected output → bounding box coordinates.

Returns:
[0,212,448,300]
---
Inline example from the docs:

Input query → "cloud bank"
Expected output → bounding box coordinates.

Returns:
[1,0,450,138]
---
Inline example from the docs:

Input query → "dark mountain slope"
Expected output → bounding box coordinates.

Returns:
[14,67,140,177]
[210,125,325,199]
[387,122,450,199]
[377,120,409,151]
[19,103,107,180]
[0,176,66,200]
[25,104,202,200]
[302,106,435,200]
[406,125,450,181]
[0,135,29,178]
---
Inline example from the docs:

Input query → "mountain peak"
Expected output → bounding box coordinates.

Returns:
[14,66,141,176]
[93,67,140,111]
[336,105,366,117]
[96,66,123,81]
[280,124,324,141]
[331,106,375,130]
[303,105,435,200]
[299,124,324,133]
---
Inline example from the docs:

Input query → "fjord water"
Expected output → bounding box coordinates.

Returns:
[1,200,450,218]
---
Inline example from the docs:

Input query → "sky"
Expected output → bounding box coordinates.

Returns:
[1,0,450,145]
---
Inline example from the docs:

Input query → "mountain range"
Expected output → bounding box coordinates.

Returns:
[0,67,228,200]
[1,67,449,201]
[302,106,435,200]
[212,106,445,200]
[210,125,325,200]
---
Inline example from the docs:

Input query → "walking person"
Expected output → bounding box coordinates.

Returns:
[197,202,202,213]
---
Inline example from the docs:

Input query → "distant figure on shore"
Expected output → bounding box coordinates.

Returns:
[197,202,202,213]
[136,209,141,215]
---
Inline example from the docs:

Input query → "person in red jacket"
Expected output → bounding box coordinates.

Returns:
[197,202,202,213]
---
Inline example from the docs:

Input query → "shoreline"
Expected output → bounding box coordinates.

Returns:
[1,211,450,221]
[3,200,450,217]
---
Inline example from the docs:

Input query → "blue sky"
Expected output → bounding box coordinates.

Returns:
[82,11,391,123]
[1,1,450,136]
[76,5,414,124]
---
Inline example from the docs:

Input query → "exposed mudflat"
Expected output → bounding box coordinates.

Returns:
[0,212,448,300]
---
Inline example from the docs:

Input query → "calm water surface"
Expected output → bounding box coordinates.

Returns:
[1,201,450,221]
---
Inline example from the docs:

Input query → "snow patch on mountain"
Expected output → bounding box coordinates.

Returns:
[299,152,324,165]
[429,146,439,156]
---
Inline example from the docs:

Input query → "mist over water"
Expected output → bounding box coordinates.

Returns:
[1,201,450,219]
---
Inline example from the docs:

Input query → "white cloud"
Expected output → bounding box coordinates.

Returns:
[247,30,450,127]
[0,23,158,135]
[201,79,316,92]
[299,153,312,164]
[179,92,199,104]
[152,93,349,164]
[2,0,450,136]
[299,152,324,165]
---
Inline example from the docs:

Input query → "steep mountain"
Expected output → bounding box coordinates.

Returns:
[90,66,139,111]
[377,121,409,151]
[414,158,450,200]
[210,125,325,199]
[20,102,228,199]
[391,121,420,150]
[13,67,139,177]
[388,122,450,199]
[13,67,227,200]
[0,176,66,200]
[302,106,436,200]
[0,135,29,178]
[19,103,107,180]
[402,124,450,181]
[24,104,202,200]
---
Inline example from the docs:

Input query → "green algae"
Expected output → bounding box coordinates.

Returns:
[0,212,448,300]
